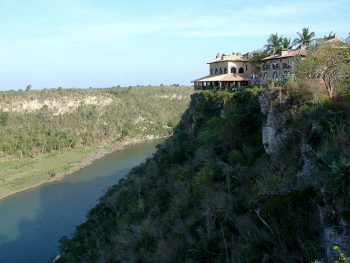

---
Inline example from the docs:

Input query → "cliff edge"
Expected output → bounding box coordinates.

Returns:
[57,87,350,262]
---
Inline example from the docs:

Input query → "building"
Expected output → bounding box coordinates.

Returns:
[260,35,345,83]
[192,34,347,90]
[260,45,307,82]
[193,48,306,89]
[192,52,256,90]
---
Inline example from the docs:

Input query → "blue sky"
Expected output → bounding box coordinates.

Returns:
[0,0,349,90]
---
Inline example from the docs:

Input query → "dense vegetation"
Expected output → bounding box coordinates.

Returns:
[0,86,193,158]
[56,36,350,262]
[55,84,349,262]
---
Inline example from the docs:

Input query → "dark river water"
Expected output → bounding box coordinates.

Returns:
[0,140,161,263]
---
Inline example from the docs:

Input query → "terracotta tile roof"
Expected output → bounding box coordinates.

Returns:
[262,48,307,61]
[207,54,248,64]
[221,74,250,81]
[192,75,212,82]
[192,73,250,82]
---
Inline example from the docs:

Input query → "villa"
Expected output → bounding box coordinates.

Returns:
[192,34,345,90]
[193,46,307,90]
[192,52,257,90]
[260,45,307,82]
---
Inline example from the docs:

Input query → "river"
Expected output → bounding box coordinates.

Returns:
[0,140,162,263]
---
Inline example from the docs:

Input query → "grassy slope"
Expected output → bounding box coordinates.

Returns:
[57,87,350,262]
[0,148,92,199]
[0,86,193,199]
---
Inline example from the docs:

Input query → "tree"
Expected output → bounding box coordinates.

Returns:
[296,41,350,99]
[265,33,283,55]
[293,27,315,47]
[26,85,32,92]
[325,31,335,39]
[249,49,269,72]
[282,37,292,49]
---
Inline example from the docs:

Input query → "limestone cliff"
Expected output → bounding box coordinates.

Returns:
[56,87,350,262]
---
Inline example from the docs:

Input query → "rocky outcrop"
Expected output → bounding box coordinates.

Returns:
[259,88,290,155]
[260,87,350,261]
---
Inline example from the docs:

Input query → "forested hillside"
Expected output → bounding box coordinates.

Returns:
[57,85,350,262]
[52,39,350,263]
[0,86,193,158]
[0,86,193,199]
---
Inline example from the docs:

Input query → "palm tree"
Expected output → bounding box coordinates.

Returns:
[293,27,315,47]
[265,33,283,55]
[282,37,292,49]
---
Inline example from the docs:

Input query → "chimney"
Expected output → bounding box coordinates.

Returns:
[281,48,288,56]
[300,44,307,51]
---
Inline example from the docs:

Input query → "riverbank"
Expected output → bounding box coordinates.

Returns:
[0,137,165,201]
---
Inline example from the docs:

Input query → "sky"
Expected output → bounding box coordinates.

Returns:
[0,0,349,90]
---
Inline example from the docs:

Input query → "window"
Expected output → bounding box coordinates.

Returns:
[219,68,222,74]
[272,63,279,70]
[246,65,248,71]
[215,69,218,75]
[231,67,236,73]
[272,71,278,80]
[263,72,267,80]
[224,68,227,74]
[211,69,213,75]
[239,67,244,73]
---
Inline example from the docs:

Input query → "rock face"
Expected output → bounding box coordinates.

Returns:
[260,87,350,261]
[0,96,114,115]
[319,205,350,260]
[259,89,289,155]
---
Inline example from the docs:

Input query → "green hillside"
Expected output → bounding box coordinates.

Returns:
[57,85,350,262]
[0,86,193,199]
[0,86,193,158]
[55,40,350,263]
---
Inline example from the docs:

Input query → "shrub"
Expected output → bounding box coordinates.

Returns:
[334,246,350,263]
[0,112,9,126]
[228,149,243,166]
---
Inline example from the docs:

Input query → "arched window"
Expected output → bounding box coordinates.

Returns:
[272,71,278,80]
[231,67,237,73]
[219,68,222,74]
[263,72,267,80]
[224,68,227,74]
[215,69,218,75]
[239,67,244,73]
